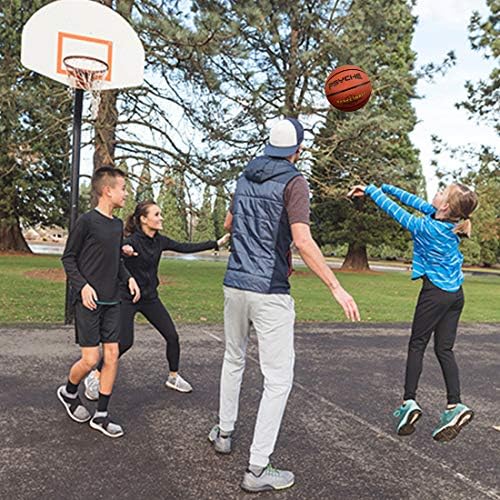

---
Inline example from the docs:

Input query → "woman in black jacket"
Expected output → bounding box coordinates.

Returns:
[84,200,229,399]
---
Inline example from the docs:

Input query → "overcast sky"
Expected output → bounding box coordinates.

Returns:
[410,0,497,197]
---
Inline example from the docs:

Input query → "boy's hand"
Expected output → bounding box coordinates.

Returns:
[128,277,141,303]
[217,233,231,248]
[81,284,98,310]
[331,285,361,322]
[122,244,138,257]
[347,185,367,199]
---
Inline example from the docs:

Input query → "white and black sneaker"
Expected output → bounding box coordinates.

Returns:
[89,411,124,438]
[165,374,193,393]
[56,385,91,423]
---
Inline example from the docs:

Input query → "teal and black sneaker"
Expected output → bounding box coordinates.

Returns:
[393,399,423,436]
[432,404,474,442]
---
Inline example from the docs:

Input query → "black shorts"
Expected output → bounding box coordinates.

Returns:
[74,302,121,347]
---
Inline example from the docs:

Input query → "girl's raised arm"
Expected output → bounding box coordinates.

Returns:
[381,184,435,215]
[365,185,423,234]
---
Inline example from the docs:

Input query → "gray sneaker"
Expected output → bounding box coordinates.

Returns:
[241,464,295,493]
[89,412,124,438]
[208,425,232,454]
[56,385,91,423]
[165,374,192,393]
[84,371,99,401]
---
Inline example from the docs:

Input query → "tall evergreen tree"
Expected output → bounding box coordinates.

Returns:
[432,142,499,266]
[311,0,424,269]
[0,0,72,251]
[157,174,189,241]
[461,1,499,265]
[461,150,499,266]
[458,0,499,133]
[433,2,499,266]
[111,0,358,194]
[151,0,433,270]
[193,184,215,241]
[115,161,137,221]
[212,185,227,240]
[135,162,155,203]
[175,0,353,157]
[79,181,92,215]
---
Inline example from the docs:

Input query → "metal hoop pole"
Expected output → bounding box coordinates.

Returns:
[64,88,84,325]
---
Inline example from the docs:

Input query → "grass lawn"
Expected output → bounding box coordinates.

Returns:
[0,254,498,324]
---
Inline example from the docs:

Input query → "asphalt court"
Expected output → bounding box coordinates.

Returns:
[0,322,498,499]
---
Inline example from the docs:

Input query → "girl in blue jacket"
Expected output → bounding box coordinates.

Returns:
[348,182,478,442]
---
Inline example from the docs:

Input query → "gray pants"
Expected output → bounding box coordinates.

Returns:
[219,286,295,467]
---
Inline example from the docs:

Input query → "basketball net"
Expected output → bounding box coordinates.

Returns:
[63,56,109,120]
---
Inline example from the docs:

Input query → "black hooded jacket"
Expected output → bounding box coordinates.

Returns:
[120,229,217,301]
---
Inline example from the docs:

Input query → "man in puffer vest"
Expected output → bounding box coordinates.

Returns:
[208,117,361,493]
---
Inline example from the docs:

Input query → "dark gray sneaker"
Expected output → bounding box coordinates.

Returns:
[57,385,91,423]
[208,425,232,454]
[241,464,295,492]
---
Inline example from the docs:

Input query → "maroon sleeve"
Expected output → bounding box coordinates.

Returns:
[284,176,310,225]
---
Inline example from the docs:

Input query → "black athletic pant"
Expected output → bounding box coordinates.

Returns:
[97,297,180,373]
[404,277,464,405]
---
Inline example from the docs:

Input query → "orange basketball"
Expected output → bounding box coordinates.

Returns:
[325,65,372,112]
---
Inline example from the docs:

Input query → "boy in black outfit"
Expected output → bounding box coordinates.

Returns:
[58,166,140,438]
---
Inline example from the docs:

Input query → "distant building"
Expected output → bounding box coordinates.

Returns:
[24,225,67,243]
[24,228,40,241]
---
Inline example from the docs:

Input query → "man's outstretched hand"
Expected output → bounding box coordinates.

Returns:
[332,285,361,322]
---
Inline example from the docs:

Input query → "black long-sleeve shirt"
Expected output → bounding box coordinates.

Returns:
[120,229,217,301]
[61,209,131,303]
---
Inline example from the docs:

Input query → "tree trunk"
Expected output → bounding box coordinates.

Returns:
[284,13,299,117]
[92,0,135,171]
[92,0,121,171]
[93,89,118,170]
[0,173,31,252]
[0,215,31,253]
[341,242,369,271]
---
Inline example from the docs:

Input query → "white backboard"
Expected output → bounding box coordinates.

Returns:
[21,0,144,90]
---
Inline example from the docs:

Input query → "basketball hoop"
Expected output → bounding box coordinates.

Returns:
[63,55,109,120]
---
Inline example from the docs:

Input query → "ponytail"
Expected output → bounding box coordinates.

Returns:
[124,211,139,237]
[453,218,472,238]
[124,200,156,236]
[446,184,478,239]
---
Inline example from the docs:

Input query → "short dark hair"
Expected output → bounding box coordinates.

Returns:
[91,166,126,204]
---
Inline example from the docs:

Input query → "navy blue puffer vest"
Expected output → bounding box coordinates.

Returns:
[224,155,302,294]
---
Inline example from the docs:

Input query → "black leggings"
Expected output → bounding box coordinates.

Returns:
[97,297,180,373]
[404,277,464,405]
